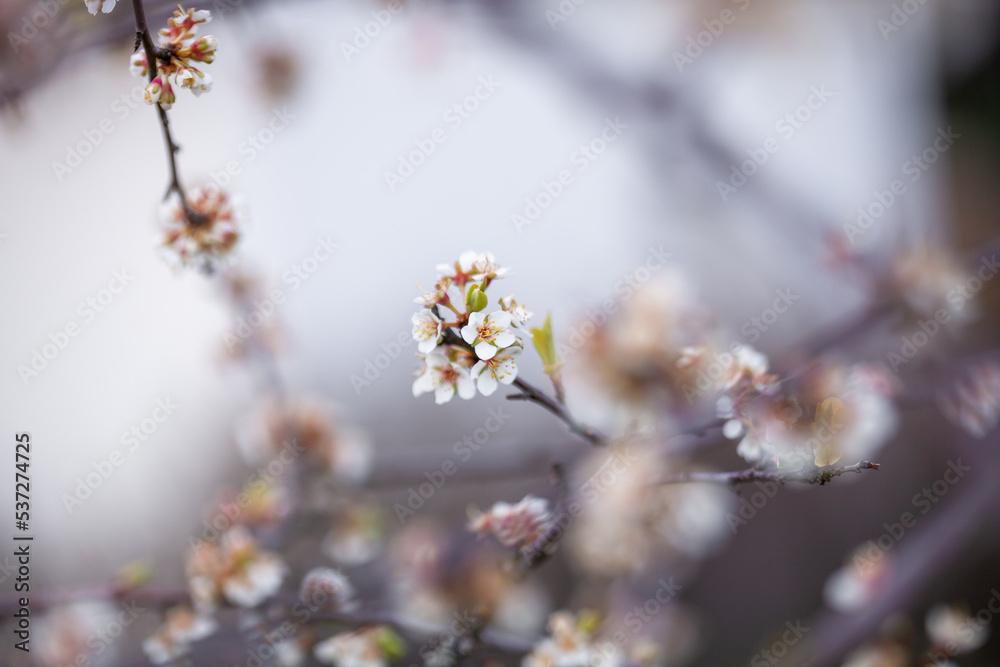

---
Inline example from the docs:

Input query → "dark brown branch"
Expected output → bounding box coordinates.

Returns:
[652,460,881,486]
[508,377,605,445]
[131,0,193,215]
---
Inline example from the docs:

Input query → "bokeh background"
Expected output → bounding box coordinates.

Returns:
[2,0,1000,664]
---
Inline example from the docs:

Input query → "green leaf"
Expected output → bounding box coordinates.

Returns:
[530,312,561,374]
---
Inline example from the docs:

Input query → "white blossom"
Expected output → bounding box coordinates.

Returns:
[411,310,443,354]
[413,352,476,404]
[471,346,520,396]
[462,310,517,360]
[84,0,116,14]
[469,495,550,548]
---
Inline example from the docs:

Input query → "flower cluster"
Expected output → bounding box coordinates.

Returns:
[412,251,530,403]
[313,626,405,667]
[300,567,357,612]
[186,526,287,610]
[523,611,623,667]
[142,606,217,665]
[129,7,218,109]
[468,495,551,550]
[716,349,897,469]
[159,185,243,269]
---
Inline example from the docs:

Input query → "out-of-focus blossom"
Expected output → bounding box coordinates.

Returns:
[471,346,521,396]
[256,44,302,100]
[300,567,357,612]
[142,606,217,665]
[570,271,717,417]
[471,251,509,282]
[236,396,372,483]
[721,362,897,468]
[437,250,480,285]
[84,0,115,15]
[469,495,551,550]
[35,601,120,667]
[925,604,989,654]
[186,526,287,609]
[568,444,731,576]
[840,643,909,667]
[938,361,1000,437]
[462,310,517,360]
[313,626,404,667]
[159,185,242,269]
[323,502,384,566]
[523,611,624,667]
[823,545,891,612]
[890,244,972,323]
[413,351,477,404]
[719,344,774,393]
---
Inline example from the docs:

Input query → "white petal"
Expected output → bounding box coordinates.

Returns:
[461,325,477,344]
[475,341,497,360]
[493,330,516,349]
[435,383,455,404]
[413,372,435,397]
[418,338,438,354]
[487,310,512,329]
[457,374,476,400]
[495,358,518,385]
[467,311,486,328]
[722,419,744,439]
[459,251,477,271]
[478,373,499,396]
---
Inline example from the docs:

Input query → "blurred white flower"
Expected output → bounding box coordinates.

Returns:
[523,612,623,667]
[926,604,989,654]
[938,361,1000,438]
[314,627,398,667]
[186,526,287,609]
[469,495,551,549]
[300,567,357,612]
[142,606,217,665]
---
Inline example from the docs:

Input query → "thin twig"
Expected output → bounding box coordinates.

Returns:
[652,460,880,486]
[508,377,605,445]
[131,0,194,216]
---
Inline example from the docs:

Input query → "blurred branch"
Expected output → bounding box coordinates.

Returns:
[508,377,605,445]
[652,460,881,486]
